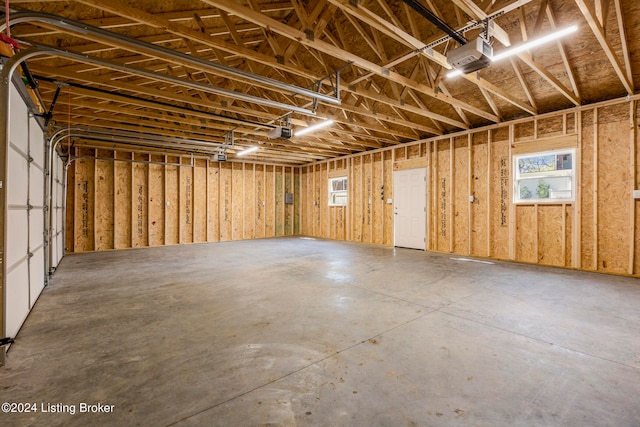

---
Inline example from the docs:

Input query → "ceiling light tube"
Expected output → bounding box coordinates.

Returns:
[492,25,578,62]
[237,146,259,156]
[446,69,463,78]
[295,119,334,137]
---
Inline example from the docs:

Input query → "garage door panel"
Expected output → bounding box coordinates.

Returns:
[30,208,44,249]
[6,262,30,339]
[7,209,28,268]
[30,167,45,206]
[29,117,45,167]
[56,233,64,264]
[8,148,28,206]
[29,247,45,306]
[9,85,28,153]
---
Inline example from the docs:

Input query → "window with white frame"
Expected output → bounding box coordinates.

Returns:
[513,148,575,203]
[329,176,348,206]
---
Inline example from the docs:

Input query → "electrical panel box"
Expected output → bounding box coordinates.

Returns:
[284,192,294,204]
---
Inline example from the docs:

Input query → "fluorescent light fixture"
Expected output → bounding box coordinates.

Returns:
[447,69,463,78]
[295,119,334,137]
[492,25,578,62]
[237,146,258,156]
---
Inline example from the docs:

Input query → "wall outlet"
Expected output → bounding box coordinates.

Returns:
[387,198,393,204]
[633,190,640,199]
[469,195,475,203]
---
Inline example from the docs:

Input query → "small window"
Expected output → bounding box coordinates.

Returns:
[329,177,348,206]
[514,149,575,203]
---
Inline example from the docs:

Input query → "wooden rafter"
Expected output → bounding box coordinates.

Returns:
[573,0,633,95]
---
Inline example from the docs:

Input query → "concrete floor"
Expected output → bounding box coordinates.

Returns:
[1,237,639,426]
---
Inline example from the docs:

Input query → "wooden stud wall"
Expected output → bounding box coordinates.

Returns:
[300,99,640,277]
[66,149,300,252]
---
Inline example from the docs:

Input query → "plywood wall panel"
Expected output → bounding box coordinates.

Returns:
[320,163,329,238]
[383,150,393,246]
[537,115,564,138]
[514,121,535,141]
[489,138,510,259]
[264,165,275,238]
[362,155,373,244]
[180,162,195,244]
[453,138,469,254]
[164,161,179,245]
[208,162,220,242]
[193,159,207,243]
[255,164,266,239]
[471,133,488,257]
[275,166,284,237]
[436,140,451,253]
[73,154,95,252]
[65,161,75,252]
[597,105,632,274]
[132,156,148,248]
[285,167,293,236]
[218,162,232,241]
[580,112,596,270]
[94,158,114,251]
[244,163,255,240]
[352,156,363,242]
[372,152,384,245]
[148,160,164,246]
[515,205,537,263]
[114,152,132,249]
[537,205,564,266]
[294,168,301,235]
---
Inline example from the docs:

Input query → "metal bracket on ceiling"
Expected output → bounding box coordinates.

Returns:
[224,130,234,146]
[305,62,352,113]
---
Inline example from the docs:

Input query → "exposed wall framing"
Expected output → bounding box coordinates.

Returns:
[66,149,300,253]
[301,97,640,277]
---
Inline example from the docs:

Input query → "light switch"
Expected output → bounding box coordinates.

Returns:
[633,190,640,199]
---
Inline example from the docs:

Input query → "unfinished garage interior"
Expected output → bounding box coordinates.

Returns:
[1,0,640,425]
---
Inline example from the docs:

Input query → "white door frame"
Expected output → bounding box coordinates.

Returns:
[393,168,427,250]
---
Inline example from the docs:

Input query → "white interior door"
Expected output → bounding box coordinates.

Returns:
[394,168,427,250]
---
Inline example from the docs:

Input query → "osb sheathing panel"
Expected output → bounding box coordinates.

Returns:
[67,150,300,253]
[537,205,565,267]
[597,104,632,274]
[436,140,452,253]
[132,157,148,248]
[489,136,510,260]
[382,151,393,246]
[148,160,164,247]
[362,155,372,244]
[255,165,265,239]
[208,163,220,242]
[114,153,132,249]
[165,161,179,245]
[580,111,596,270]
[95,158,114,251]
[471,134,488,257]
[218,162,232,242]
[73,153,94,252]
[274,166,284,237]
[516,205,537,263]
[193,159,207,243]
[264,165,275,238]
[453,137,469,255]
[372,152,384,245]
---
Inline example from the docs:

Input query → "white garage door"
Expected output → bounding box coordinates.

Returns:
[5,82,47,339]
[50,152,65,270]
